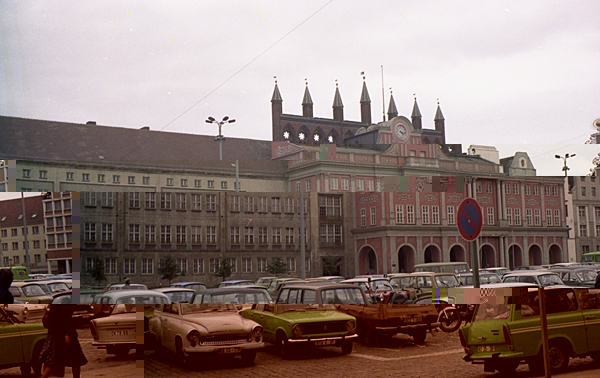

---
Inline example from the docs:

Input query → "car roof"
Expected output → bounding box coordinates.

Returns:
[341,277,390,283]
[151,288,195,293]
[504,271,560,276]
[94,290,167,298]
[278,283,364,291]
[170,281,206,286]
[219,280,255,284]
[197,287,272,294]
[10,281,47,287]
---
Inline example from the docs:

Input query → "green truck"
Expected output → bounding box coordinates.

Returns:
[0,266,29,280]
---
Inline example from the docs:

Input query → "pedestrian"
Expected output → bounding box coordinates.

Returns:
[595,271,600,289]
[0,268,14,304]
[124,277,131,287]
[39,305,88,378]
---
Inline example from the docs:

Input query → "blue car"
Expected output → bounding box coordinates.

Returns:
[170,281,207,291]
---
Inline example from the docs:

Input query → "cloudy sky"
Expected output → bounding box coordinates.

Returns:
[1,1,599,176]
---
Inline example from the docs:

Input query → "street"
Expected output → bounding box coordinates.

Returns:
[144,329,600,378]
[0,328,140,378]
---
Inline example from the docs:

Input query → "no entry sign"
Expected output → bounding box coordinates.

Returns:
[457,198,483,241]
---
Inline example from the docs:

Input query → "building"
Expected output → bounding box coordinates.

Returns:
[43,192,75,274]
[0,195,57,273]
[566,175,600,260]
[0,160,6,192]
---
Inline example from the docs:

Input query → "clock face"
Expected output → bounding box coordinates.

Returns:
[395,124,408,140]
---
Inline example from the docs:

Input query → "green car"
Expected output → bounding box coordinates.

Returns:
[241,303,358,359]
[0,305,47,376]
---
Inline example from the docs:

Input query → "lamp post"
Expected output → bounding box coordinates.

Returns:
[205,116,235,160]
[231,160,239,192]
[555,153,576,177]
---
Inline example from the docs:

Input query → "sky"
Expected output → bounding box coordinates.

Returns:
[1,1,599,176]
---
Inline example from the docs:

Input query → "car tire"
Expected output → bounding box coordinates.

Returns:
[496,358,520,375]
[412,329,427,344]
[240,350,256,365]
[175,338,194,367]
[277,332,293,360]
[341,341,353,354]
[31,340,44,376]
[548,341,570,372]
[438,308,461,333]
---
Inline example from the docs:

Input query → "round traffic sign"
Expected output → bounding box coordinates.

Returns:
[457,198,483,241]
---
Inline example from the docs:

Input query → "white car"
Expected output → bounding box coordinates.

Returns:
[1,304,47,323]
[89,304,138,357]
[148,304,264,367]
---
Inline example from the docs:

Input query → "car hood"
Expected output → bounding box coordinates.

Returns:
[274,309,353,322]
[183,311,254,333]
[92,312,136,327]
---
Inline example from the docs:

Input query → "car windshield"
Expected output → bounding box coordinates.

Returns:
[52,294,73,304]
[180,304,237,314]
[115,295,169,304]
[111,304,138,315]
[390,277,413,288]
[47,283,69,293]
[200,291,271,304]
[473,304,512,321]
[368,279,393,291]
[183,284,206,291]
[321,288,366,304]
[164,291,194,303]
[576,270,597,282]
[435,275,460,287]
[21,284,46,297]
[539,274,563,287]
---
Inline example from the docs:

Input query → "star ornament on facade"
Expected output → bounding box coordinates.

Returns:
[328,135,334,143]
[299,132,305,141]
[283,131,289,139]
[314,134,320,142]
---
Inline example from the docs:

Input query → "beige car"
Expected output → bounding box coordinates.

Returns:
[8,282,53,304]
[89,304,139,357]
[1,304,47,323]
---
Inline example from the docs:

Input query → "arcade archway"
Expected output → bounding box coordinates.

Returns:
[398,245,415,273]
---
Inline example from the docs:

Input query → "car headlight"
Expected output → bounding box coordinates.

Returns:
[252,325,263,338]
[346,320,356,334]
[292,324,303,338]
[187,330,200,347]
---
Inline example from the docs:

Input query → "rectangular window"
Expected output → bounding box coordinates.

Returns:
[230,195,240,212]
[596,225,600,238]
[160,225,171,244]
[145,225,156,243]
[406,205,415,224]
[370,206,376,226]
[504,183,511,194]
[447,206,456,225]
[207,180,214,188]
[176,193,187,210]
[506,208,513,225]
[580,225,587,237]
[285,227,294,245]
[194,179,201,188]
[176,226,187,244]
[145,193,156,209]
[487,207,494,225]
[271,197,281,213]
[83,192,96,207]
[39,170,47,179]
[230,227,240,244]
[209,258,220,274]
[142,258,153,274]
[287,257,296,272]
[546,209,553,226]
[206,195,216,211]
[553,186,559,196]
[361,208,367,227]
[554,209,561,227]
[227,258,237,273]
[33,240,40,249]
[193,259,204,274]
[513,184,519,194]
[191,194,202,210]
[258,227,268,244]
[319,224,342,245]
[11,228,18,236]
[128,176,135,184]
[101,223,113,242]
[244,196,254,212]
[241,258,252,273]
[578,206,587,218]
[123,258,136,275]
[272,227,281,244]
[66,172,74,180]
[101,192,113,207]
[525,185,531,195]
[245,227,254,244]
[104,258,117,275]
[206,226,217,244]
[160,193,172,210]
[129,192,140,208]
[581,187,586,196]
[113,175,120,183]
[306,180,311,192]
[544,186,551,196]
[257,258,267,273]
[1,243,7,251]
[84,222,96,242]
[166,178,174,186]
[526,209,532,226]
[366,179,375,192]
[191,226,202,244]
[82,173,90,182]
[97,174,105,182]
[356,179,364,192]
[177,258,187,275]
[319,196,341,217]
[341,178,349,191]
[514,208,521,225]
[221,181,228,189]
[422,205,430,225]
[534,209,541,226]
[129,224,140,243]
[258,197,268,212]
[432,206,440,224]
[181,178,187,187]
[330,177,339,190]
[476,182,482,193]
[486,182,493,193]
[395,205,403,224]
[143,176,150,185]
[533,185,539,196]
[295,181,301,192]
[0,229,6,237]
[284,198,294,213]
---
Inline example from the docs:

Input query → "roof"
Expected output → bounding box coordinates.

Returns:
[411,98,422,118]
[271,83,283,102]
[302,85,313,105]
[0,195,45,227]
[0,115,287,174]
[332,86,344,108]
[434,104,445,121]
[360,81,371,103]
[387,93,398,117]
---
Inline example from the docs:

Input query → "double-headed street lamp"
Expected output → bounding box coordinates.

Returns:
[205,116,235,160]
[555,153,576,177]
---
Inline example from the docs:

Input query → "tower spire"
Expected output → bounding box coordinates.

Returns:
[333,80,344,122]
[387,88,398,120]
[360,73,371,125]
[411,94,422,130]
[302,79,313,118]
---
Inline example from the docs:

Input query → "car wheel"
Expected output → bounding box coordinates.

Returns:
[412,329,427,344]
[277,332,292,360]
[175,338,193,367]
[341,341,353,354]
[240,350,256,365]
[548,342,570,372]
[438,308,461,333]
[31,340,44,375]
[496,358,520,375]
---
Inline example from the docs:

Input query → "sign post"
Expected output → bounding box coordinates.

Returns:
[457,198,483,288]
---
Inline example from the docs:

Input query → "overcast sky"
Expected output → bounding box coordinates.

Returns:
[1,1,599,176]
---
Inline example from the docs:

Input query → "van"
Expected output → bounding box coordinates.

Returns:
[0,266,29,280]
[460,287,600,374]
[412,262,470,274]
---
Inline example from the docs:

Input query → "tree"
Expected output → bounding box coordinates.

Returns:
[214,258,233,282]
[267,257,288,277]
[89,257,106,286]
[158,255,181,285]
[322,256,342,276]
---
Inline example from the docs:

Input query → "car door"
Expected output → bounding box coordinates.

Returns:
[0,314,25,367]
[578,288,600,353]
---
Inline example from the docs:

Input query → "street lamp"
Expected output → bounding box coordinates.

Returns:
[555,153,576,177]
[205,116,236,160]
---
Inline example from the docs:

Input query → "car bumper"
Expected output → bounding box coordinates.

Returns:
[463,351,526,362]
[288,334,358,345]
[183,342,264,354]
[376,322,440,333]
[92,341,137,349]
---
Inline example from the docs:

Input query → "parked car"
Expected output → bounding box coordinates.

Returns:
[106,283,149,291]
[35,280,71,295]
[387,273,416,299]
[267,277,302,298]
[8,281,53,303]
[340,277,394,303]
[401,272,461,300]
[0,305,47,376]
[1,304,47,324]
[480,267,511,278]
[241,303,358,359]
[306,276,346,283]
[170,282,207,291]
[50,291,96,327]
[217,280,255,288]
[192,287,273,308]
[152,288,196,303]
[457,272,502,286]
[547,268,597,287]
[460,287,600,374]
[255,277,277,288]
[89,304,139,357]
[147,304,264,367]
[275,283,368,305]
[413,262,470,274]
[502,271,564,287]
[92,290,170,305]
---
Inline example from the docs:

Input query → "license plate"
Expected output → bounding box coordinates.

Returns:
[314,340,336,346]
[477,345,495,352]
[110,330,130,336]
[405,317,422,323]
[218,347,241,354]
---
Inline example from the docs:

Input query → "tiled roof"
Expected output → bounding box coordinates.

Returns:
[0,195,45,228]
[0,116,287,174]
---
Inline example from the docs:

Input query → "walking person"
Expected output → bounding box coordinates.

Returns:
[39,305,88,378]
[595,271,600,289]
[0,268,14,304]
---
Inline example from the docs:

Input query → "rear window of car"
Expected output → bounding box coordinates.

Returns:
[116,296,168,304]
[321,288,366,304]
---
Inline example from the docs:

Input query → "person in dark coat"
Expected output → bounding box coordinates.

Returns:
[0,268,14,304]
[595,271,600,289]
[39,305,88,378]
